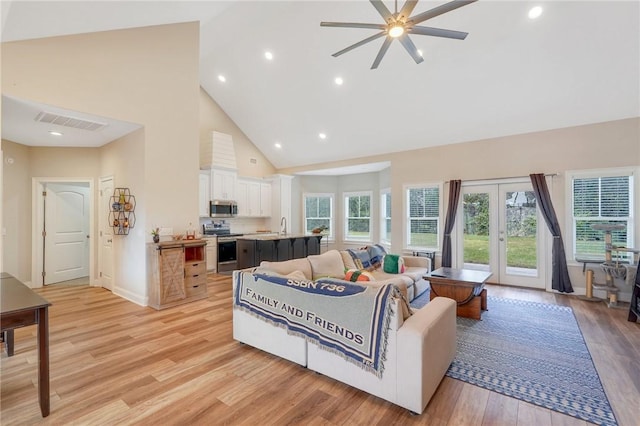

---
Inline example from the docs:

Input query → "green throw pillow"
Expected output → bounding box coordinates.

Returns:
[383,254,405,274]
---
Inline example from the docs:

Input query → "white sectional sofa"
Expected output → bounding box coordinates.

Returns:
[232,249,457,414]
[260,248,432,302]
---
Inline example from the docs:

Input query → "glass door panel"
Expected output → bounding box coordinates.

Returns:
[462,191,493,272]
[457,182,545,288]
[503,189,538,277]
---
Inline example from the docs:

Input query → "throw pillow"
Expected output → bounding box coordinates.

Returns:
[382,254,405,274]
[366,244,387,269]
[308,250,346,280]
[347,248,374,271]
[345,269,373,282]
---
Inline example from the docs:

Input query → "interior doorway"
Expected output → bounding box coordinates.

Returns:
[33,178,93,286]
[455,180,546,288]
[99,176,114,291]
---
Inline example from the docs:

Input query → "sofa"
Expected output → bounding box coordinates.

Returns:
[232,249,457,415]
[259,248,432,302]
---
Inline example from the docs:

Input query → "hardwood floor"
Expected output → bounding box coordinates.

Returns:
[1,276,638,425]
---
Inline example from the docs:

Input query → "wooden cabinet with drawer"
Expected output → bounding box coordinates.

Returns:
[147,240,208,310]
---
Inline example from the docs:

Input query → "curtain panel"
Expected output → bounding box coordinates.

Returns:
[530,173,574,293]
[441,180,462,268]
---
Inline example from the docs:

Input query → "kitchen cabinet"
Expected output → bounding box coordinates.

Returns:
[147,240,207,309]
[199,171,210,217]
[205,239,217,272]
[259,183,272,216]
[236,178,272,217]
[236,235,323,269]
[211,168,237,201]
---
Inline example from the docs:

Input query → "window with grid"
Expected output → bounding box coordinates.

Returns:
[381,189,391,244]
[344,192,371,241]
[406,185,440,249]
[304,193,334,239]
[572,172,634,261]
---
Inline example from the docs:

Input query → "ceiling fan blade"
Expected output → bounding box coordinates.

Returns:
[398,0,419,21]
[370,0,393,22]
[409,0,477,25]
[398,34,424,64]
[321,22,386,30]
[410,26,468,40]
[332,31,387,57]
[371,37,393,69]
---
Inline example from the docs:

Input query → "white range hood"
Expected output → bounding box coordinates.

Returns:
[201,131,237,170]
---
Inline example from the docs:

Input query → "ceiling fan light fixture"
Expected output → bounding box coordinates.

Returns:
[388,24,405,38]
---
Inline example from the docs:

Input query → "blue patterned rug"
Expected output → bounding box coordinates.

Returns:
[442,296,617,426]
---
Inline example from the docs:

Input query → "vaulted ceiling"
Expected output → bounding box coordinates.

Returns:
[2,1,639,169]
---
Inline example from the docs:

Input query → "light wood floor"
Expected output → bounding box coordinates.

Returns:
[1,275,638,425]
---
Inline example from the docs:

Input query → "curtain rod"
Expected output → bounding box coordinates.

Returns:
[445,173,559,183]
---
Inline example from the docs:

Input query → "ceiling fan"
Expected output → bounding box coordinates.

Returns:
[321,0,477,69]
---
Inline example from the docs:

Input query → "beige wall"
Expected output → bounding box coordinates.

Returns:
[100,128,146,302]
[2,22,200,304]
[199,88,276,178]
[2,140,30,280]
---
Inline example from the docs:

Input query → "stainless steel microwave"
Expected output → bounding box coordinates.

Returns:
[210,200,237,218]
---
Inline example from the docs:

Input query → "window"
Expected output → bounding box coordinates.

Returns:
[406,185,440,249]
[304,193,334,239]
[571,170,634,261]
[344,192,371,241]
[381,189,391,244]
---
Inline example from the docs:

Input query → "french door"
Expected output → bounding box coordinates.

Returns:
[455,181,546,288]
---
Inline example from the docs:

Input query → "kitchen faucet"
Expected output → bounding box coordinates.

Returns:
[280,216,287,235]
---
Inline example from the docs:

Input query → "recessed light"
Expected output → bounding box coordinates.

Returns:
[274,142,282,149]
[528,6,543,19]
[218,75,226,83]
[49,131,63,136]
[334,77,344,85]
[319,133,327,140]
[265,51,274,60]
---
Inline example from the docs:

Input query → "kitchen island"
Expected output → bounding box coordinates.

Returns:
[237,234,323,269]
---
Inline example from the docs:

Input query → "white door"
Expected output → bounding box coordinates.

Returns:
[457,182,546,288]
[99,177,114,291]
[44,183,90,284]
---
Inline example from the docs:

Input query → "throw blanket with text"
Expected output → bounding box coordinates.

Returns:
[234,271,397,376]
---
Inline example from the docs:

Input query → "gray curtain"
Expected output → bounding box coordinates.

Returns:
[441,180,461,268]
[530,173,574,293]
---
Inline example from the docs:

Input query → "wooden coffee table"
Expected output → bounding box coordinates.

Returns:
[426,267,492,320]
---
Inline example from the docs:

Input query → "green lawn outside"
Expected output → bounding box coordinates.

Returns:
[464,234,537,269]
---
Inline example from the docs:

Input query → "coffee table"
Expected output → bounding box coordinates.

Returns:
[426,267,492,320]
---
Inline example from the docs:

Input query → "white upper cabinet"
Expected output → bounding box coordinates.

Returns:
[259,182,272,217]
[236,180,250,217]
[211,168,237,201]
[236,178,272,217]
[199,171,210,217]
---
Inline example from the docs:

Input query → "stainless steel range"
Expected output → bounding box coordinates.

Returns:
[203,222,243,274]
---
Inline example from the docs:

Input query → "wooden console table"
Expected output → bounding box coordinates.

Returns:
[426,268,492,320]
[1,273,51,417]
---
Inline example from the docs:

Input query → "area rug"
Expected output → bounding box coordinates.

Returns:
[444,296,617,426]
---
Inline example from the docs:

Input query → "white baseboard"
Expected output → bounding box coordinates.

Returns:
[112,286,148,307]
